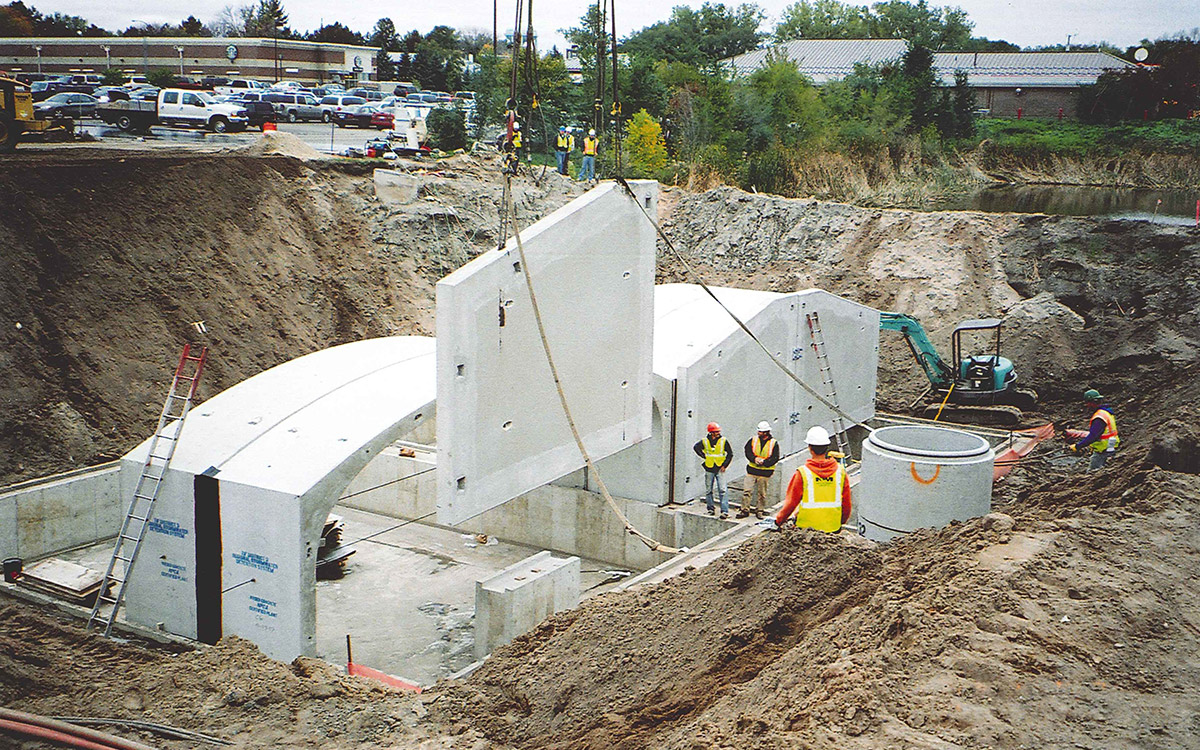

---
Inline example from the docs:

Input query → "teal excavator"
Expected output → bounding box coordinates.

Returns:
[881,313,1038,425]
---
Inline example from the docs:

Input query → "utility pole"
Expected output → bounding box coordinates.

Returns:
[175,46,185,77]
[132,19,149,73]
[102,45,111,70]
[34,44,42,74]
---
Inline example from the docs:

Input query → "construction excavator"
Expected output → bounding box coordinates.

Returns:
[881,313,1038,425]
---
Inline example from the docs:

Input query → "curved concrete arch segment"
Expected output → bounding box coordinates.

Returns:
[120,336,436,661]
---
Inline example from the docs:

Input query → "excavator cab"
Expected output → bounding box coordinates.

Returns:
[950,319,1018,403]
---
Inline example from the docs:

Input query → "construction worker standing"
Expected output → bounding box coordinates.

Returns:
[577,129,598,181]
[1068,388,1119,470]
[694,422,732,518]
[555,125,574,176]
[767,426,850,533]
[740,421,780,519]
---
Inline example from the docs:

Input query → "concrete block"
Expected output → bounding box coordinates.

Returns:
[474,551,579,660]
[437,181,658,525]
[373,170,419,204]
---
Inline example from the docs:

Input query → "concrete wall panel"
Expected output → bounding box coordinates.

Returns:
[0,464,121,562]
[436,181,658,525]
[474,551,580,660]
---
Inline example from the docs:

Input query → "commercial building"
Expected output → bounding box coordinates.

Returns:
[0,36,377,84]
[723,40,1136,118]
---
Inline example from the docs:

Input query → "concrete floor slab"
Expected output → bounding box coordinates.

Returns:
[53,504,625,685]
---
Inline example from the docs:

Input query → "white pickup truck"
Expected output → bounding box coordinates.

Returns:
[97,88,249,133]
[214,79,268,97]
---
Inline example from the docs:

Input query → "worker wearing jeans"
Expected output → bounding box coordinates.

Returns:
[578,129,597,181]
[1069,388,1119,470]
[694,422,732,518]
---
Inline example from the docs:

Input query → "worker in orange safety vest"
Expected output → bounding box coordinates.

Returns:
[764,426,850,533]
[1067,388,1120,470]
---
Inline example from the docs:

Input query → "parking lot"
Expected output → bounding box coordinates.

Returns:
[73,119,398,154]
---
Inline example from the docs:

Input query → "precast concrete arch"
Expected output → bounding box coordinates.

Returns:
[119,336,436,662]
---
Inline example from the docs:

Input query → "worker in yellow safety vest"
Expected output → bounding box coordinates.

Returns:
[693,422,732,518]
[739,421,780,519]
[577,129,598,182]
[555,126,575,176]
[767,426,850,533]
[1068,388,1120,470]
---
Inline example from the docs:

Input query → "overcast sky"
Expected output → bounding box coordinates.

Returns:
[39,0,1199,51]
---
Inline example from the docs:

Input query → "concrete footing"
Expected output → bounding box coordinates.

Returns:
[474,551,580,660]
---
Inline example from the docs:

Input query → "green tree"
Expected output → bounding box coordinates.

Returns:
[180,15,204,35]
[775,0,870,41]
[739,53,825,148]
[427,108,468,150]
[146,67,178,88]
[100,68,125,85]
[308,22,364,45]
[243,0,289,37]
[622,3,764,69]
[376,48,396,80]
[868,0,972,49]
[370,18,399,51]
[625,109,669,176]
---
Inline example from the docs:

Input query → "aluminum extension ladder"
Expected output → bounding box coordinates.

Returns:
[87,343,208,637]
[804,312,847,457]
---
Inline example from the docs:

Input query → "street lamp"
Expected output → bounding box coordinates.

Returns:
[132,19,149,73]
[175,46,185,77]
[273,20,285,83]
[33,44,42,74]
[102,45,111,70]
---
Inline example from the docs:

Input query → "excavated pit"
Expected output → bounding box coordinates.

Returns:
[2,150,1199,749]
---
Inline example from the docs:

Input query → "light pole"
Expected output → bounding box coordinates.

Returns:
[102,45,111,70]
[273,20,284,83]
[34,44,42,74]
[132,19,149,73]
[175,46,185,77]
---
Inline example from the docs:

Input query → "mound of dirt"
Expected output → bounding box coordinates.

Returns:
[235,131,326,161]
[0,150,581,486]
[438,458,1200,749]
[0,599,488,749]
[656,187,1200,436]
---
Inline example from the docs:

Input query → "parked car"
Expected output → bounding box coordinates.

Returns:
[311,84,345,98]
[29,80,93,101]
[348,88,386,102]
[214,79,267,97]
[33,92,97,119]
[318,94,365,120]
[233,97,277,129]
[405,93,439,105]
[201,76,231,89]
[262,91,324,122]
[333,103,378,128]
[65,74,102,88]
[270,80,305,91]
[392,81,418,97]
[369,107,395,130]
[453,91,475,104]
[92,86,127,103]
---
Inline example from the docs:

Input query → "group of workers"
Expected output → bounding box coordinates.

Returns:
[694,421,850,533]
[694,388,1118,534]
[503,120,599,181]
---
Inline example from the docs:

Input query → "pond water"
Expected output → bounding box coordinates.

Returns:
[936,184,1200,226]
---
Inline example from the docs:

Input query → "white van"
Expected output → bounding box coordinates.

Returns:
[214,79,267,97]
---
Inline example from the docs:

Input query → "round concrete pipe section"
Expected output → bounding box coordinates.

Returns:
[858,425,995,542]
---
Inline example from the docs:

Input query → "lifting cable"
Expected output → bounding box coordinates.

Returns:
[613,178,873,433]
[504,182,682,554]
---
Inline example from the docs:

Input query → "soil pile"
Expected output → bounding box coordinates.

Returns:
[439,456,1200,749]
[655,187,1200,437]
[0,600,490,749]
[235,131,326,161]
[0,150,581,486]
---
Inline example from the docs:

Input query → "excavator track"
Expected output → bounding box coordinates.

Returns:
[920,403,1024,426]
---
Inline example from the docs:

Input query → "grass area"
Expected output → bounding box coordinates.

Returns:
[974,118,1200,157]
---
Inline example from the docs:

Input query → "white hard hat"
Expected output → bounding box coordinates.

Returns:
[757,421,771,432]
[805,426,831,446]
[589,128,596,136]
[513,122,520,130]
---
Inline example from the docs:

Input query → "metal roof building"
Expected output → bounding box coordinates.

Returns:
[932,51,1134,87]
[724,39,907,82]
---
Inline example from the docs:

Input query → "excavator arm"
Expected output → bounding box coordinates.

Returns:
[880,312,955,389]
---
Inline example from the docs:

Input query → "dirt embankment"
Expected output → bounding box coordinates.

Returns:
[655,187,1200,448]
[437,458,1200,749]
[0,150,582,486]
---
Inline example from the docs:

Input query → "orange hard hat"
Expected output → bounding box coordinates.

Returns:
[706,422,720,433]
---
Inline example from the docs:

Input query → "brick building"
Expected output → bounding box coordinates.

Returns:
[0,36,377,84]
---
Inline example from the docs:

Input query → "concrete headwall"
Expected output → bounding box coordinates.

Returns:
[0,463,122,562]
